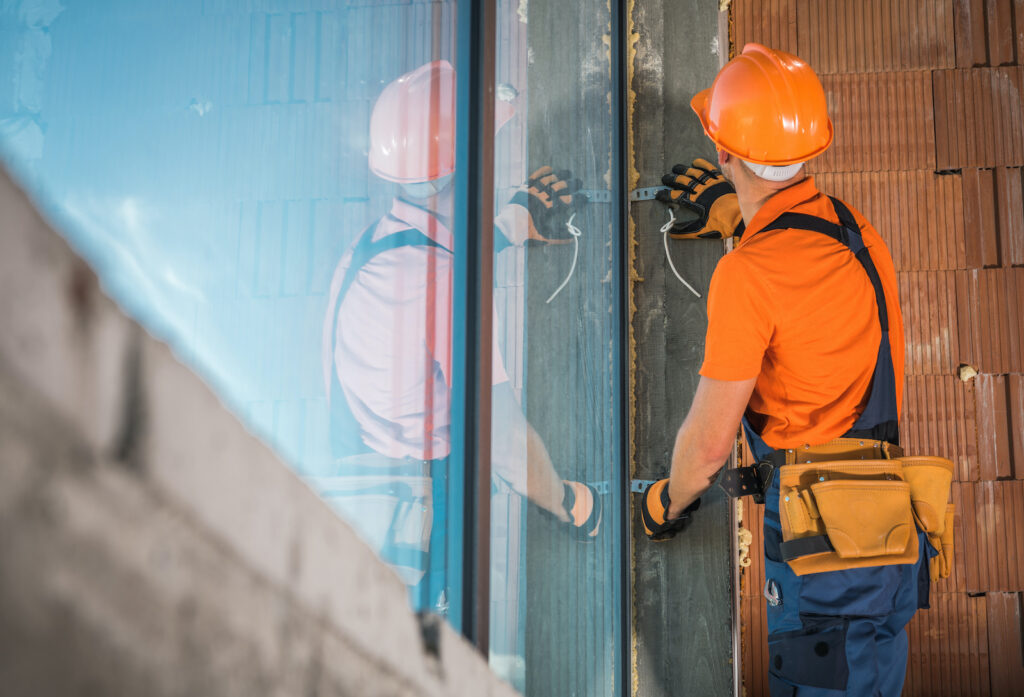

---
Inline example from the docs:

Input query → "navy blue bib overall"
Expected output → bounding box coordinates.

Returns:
[742,198,931,696]
[326,218,452,611]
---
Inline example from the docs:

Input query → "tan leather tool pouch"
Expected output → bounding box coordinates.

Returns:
[779,459,919,575]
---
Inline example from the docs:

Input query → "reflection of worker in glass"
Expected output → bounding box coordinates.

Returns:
[321,60,601,610]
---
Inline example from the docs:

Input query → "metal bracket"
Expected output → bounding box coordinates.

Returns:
[584,480,657,495]
[629,186,668,202]
[579,189,612,203]
[630,478,659,493]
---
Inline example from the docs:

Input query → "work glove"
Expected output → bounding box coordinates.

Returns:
[508,166,586,244]
[656,158,745,240]
[928,504,956,581]
[640,478,701,541]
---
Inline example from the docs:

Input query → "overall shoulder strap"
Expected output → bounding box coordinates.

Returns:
[762,197,899,441]
[721,197,900,502]
[337,223,451,304]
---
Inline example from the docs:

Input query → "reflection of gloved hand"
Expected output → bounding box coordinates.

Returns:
[564,481,602,539]
[655,158,745,240]
[640,478,701,541]
[509,166,585,244]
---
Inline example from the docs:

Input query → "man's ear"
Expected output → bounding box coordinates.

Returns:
[717,149,729,168]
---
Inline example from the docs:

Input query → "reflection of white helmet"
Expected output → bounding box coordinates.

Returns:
[368,60,516,184]
[369,60,456,183]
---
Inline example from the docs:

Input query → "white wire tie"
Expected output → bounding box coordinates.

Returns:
[546,212,582,304]
[660,208,701,298]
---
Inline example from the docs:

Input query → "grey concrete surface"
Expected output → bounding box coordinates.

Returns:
[628,1,735,695]
[0,164,519,697]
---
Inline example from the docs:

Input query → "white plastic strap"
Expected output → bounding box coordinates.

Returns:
[742,159,804,182]
[546,212,582,304]
[660,209,702,298]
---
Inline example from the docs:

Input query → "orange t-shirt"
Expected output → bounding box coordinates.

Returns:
[699,177,904,450]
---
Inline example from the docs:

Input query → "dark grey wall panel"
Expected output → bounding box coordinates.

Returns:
[628,1,734,695]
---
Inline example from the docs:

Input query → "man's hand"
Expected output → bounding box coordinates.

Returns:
[508,166,586,244]
[640,478,701,541]
[656,157,745,240]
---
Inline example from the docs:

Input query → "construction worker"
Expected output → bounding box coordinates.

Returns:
[640,44,931,695]
[321,60,601,611]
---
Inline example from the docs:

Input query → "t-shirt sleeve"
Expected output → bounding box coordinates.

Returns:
[699,252,775,381]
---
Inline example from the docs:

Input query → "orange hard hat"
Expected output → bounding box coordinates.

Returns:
[690,43,833,166]
[369,60,517,184]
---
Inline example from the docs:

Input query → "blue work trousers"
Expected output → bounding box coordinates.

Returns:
[763,472,929,696]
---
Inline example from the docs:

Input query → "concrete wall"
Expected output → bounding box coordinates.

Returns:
[0,164,517,697]
[628,1,735,695]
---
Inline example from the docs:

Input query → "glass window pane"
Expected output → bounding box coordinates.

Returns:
[488,0,624,694]
[0,1,464,620]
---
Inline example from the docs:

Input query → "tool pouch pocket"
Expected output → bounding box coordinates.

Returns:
[811,479,913,558]
[778,460,919,575]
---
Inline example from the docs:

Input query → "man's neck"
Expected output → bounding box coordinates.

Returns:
[738,191,772,226]
[736,174,807,227]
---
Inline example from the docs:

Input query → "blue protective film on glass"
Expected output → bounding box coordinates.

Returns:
[0,0,462,617]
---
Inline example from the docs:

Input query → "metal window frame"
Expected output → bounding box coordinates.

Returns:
[612,1,631,694]
[452,0,497,654]
[454,1,631,675]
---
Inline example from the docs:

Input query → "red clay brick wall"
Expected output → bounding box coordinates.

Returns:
[733,2,1024,695]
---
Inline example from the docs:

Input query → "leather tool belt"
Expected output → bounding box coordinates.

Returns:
[722,438,955,579]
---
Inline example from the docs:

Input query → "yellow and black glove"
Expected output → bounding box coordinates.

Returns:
[508,165,586,244]
[928,503,956,581]
[640,478,701,541]
[655,158,745,240]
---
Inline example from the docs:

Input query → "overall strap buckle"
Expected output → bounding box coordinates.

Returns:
[720,453,782,504]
